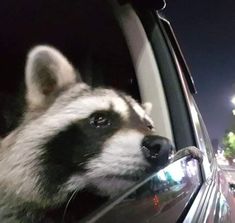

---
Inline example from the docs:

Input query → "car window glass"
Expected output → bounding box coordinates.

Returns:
[85,157,202,223]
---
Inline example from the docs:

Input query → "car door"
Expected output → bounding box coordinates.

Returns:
[183,103,235,223]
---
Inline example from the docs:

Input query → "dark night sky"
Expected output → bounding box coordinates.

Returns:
[165,0,235,142]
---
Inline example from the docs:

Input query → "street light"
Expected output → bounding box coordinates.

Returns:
[231,96,235,115]
[233,109,235,116]
[231,96,235,105]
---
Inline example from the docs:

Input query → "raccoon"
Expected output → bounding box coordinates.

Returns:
[0,45,173,222]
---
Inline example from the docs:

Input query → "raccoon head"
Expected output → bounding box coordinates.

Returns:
[0,46,171,207]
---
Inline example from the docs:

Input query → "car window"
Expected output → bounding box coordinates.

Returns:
[85,157,202,223]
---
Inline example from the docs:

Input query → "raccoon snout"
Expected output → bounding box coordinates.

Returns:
[141,135,173,168]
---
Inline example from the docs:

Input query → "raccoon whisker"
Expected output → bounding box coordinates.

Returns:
[83,152,97,157]
[61,188,79,223]
[77,161,87,166]
[83,153,91,157]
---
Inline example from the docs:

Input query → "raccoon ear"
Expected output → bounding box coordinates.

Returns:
[142,102,152,116]
[25,45,77,108]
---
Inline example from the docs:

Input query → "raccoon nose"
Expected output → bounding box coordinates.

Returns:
[141,135,173,167]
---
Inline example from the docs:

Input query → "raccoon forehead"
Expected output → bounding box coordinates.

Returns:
[51,93,130,121]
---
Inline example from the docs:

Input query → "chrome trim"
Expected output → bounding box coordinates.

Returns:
[183,180,212,223]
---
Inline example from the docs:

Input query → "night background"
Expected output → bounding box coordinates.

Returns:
[165,0,235,144]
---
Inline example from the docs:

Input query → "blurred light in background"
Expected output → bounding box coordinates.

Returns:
[228,131,234,138]
[232,109,235,116]
[231,96,235,105]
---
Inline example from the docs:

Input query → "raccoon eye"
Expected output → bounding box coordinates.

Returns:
[89,113,111,128]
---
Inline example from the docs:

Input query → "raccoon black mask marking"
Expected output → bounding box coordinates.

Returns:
[0,45,160,222]
[41,110,123,197]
